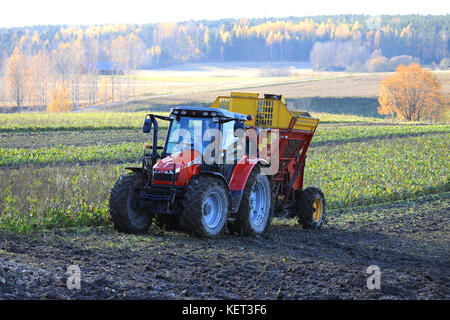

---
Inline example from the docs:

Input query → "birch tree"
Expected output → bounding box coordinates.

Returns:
[6,47,30,112]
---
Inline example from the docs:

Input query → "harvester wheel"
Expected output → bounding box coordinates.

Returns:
[296,187,325,229]
[181,176,229,238]
[232,167,272,236]
[109,173,153,234]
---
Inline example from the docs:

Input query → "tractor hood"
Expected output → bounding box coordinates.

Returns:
[152,150,202,184]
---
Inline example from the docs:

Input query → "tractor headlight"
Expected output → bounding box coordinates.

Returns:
[172,109,179,115]
[202,111,209,116]
[181,110,187,115]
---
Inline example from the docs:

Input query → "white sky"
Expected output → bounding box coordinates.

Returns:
[0,0,448,28]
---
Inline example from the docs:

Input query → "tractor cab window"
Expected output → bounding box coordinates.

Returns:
[165,116,218,155]
[222,121,239,151]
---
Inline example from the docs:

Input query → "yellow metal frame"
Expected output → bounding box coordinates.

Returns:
[210,92,319,132]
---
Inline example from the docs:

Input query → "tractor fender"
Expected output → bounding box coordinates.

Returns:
[228,156,269,212]
[198,171,230,191]
[195,172,232,211]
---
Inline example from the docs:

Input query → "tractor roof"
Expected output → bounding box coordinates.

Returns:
[171,106,249,121]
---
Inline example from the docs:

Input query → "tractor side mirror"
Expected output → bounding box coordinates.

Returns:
[143,118,152,133]
[233,121,245,137]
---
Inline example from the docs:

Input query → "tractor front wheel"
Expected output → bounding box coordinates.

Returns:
[181,176,229,238]
[296,187,325,229]
[231,168,272,236]
[109,173,153,234]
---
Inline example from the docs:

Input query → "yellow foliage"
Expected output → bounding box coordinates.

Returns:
[378,63,446,122]
[47,83,71,112]
[97,78,111,104]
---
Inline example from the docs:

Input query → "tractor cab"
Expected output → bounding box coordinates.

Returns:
[142,107,250,185]
[164,107,248,156]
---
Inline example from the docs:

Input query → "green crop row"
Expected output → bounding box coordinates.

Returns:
[1,124,447,166]
[312,124,450,145]
[0,164,128,233]
[0,129,158,149]
[305,133,449,209]
[309,112,385,123]
[0,143,145,166]
[0,112,169,132]
[0,133,447,233]
[0,111,394,133]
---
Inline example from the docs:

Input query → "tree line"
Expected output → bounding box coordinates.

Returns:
[0,14,448,111]
[0,33,145,112]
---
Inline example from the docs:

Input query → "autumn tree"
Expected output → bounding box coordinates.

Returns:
[97,78,111,105]
[109,36,125,102]
[52,40,85,110]
[85,38,100,106]
[378,63,446,122]
[127,33,145,99]
[110,33,145,101]
[30,51,52,110]
[47,82,71,112]
[0,55,7,109]
[6,47,30,112]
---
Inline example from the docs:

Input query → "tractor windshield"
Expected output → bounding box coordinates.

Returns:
[165,117,218,155]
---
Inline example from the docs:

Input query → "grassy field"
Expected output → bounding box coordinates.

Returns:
[0,109,448,233]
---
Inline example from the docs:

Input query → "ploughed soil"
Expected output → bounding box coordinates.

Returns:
[0,194,448,300]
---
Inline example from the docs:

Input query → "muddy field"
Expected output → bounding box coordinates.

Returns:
[0,193,448,300]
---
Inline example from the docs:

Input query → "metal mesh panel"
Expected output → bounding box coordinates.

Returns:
[219,97,230,110]
[255,100,274,127]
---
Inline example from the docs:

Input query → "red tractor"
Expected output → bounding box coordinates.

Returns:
[109,92,325,237]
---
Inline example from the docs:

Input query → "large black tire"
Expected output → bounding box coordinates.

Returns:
[231,167,272,236]
[109,173,153,234]
[296,187,325,229]
[180,175,229,238]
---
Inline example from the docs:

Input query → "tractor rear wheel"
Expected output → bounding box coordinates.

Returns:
[296,187,325,229]
[232,168,272,236]
[181,176,229,238]
[109,173,153,234]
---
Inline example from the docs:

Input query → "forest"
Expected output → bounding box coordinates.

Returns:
[0,14,448,111]
[0,15,448,66]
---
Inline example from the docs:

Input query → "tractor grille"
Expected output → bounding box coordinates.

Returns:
[152,172,178,182]
[141,184,185,202]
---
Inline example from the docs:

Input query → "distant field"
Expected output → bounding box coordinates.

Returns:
[131,63,450,99]
[92,64,449,115]
[2,62,447,115]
